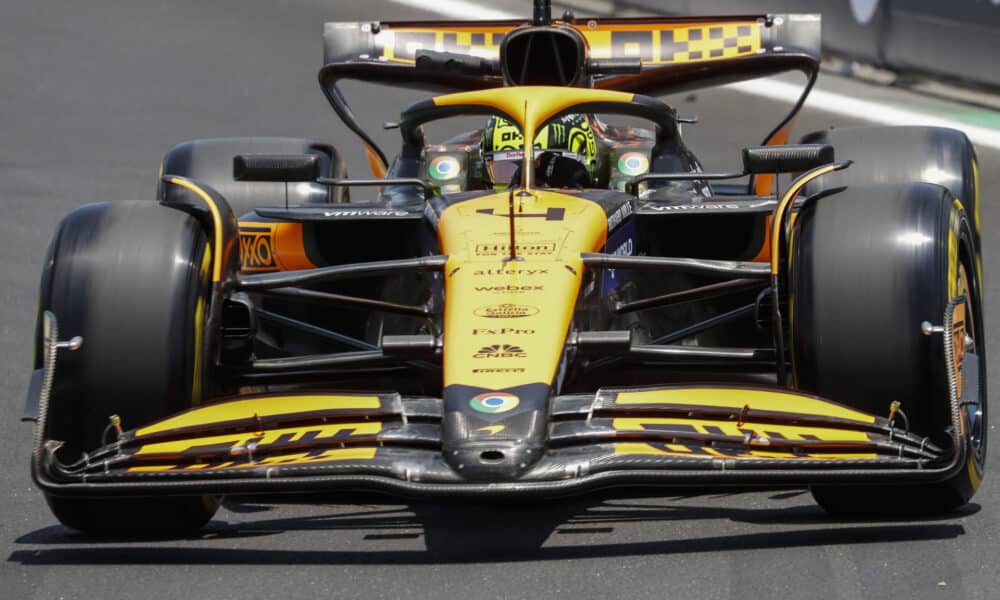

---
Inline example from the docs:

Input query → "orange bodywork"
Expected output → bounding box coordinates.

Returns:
[238,221,315,273]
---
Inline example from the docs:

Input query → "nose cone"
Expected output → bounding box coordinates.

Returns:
[433,189,608,482]
[442,383,550,481]
[445,441,544,481]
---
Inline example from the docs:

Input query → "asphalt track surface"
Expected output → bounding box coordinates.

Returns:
[3,1,1000,598]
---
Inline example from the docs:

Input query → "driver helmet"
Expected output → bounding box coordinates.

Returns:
[480,114,597,189]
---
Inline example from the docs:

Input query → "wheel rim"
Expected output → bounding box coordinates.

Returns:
[956,261,987,468]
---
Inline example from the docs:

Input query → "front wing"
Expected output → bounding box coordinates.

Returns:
[35,385,967,499]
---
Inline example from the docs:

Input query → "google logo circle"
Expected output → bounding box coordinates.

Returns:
[470,392,520,414]
[429,156,461,180]
[618,152,649,176]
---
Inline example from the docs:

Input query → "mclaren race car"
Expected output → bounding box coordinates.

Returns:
[26,0,987,532]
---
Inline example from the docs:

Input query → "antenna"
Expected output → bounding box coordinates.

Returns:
[506,187,518,262]
[506,99,533,263]
[533,0,552,25]
[522,100,533,191]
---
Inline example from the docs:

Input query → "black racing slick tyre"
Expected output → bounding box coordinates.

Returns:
[38,201,218,533]
[790,183,987,516]
[800,125,981,253]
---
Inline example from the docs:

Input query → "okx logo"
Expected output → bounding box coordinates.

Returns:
[239,227,276,271]
[473,344,527,358]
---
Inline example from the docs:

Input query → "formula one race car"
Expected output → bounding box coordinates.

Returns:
[27,0,986,532]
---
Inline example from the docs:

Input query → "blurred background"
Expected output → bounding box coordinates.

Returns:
[605,0,1000,91]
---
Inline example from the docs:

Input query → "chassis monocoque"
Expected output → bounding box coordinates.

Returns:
[26,2,987,532]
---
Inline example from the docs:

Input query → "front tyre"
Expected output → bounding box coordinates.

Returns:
[790,183,986,515]
[38,201,218,533]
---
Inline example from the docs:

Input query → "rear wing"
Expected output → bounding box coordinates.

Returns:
[319,14,821,173]
[323,15,819,90]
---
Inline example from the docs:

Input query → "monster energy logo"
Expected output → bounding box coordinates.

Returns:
[549,123,567,145]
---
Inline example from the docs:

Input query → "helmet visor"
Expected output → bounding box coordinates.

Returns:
[485,150,524,188]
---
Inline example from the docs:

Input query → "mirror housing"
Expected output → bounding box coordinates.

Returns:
[233,154,320,182]
[742,144,834,174]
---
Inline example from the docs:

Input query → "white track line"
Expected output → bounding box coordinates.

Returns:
[386,0,1000,151]
[388,0,518,20]
[730,79,1000,150]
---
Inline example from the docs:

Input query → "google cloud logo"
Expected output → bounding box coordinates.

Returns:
[617,152,649,176]
[469,392,520,414]
[429,155,461,180]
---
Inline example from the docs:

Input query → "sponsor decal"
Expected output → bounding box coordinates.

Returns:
[644,203,742,211]
[377,23,759,67]
[475,242,557,256]
[469,392,520,414]
[611,238,634,256]
[380,28,502,63]
[475,207,565,221]
[490,230,542,237]
[429,155,461,180]
[497,132,527,147]
[472,328,535,335]
[472,367,526,374]
[137,424,377,465]
[617,153,649,177]
[474,285,543,293]
[135,447,377,472]
[473,344,528,358]
[321,208,410,217]
[592,25,759,64]
[492,149,525,160]
[239,229,275,270]
[606,200,634,231]
[477,424,506,434]
[474,303,540,318]
[473,268,549,276]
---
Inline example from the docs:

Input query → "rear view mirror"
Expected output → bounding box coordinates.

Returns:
[233,154,320,182]
[742,144,834,174]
